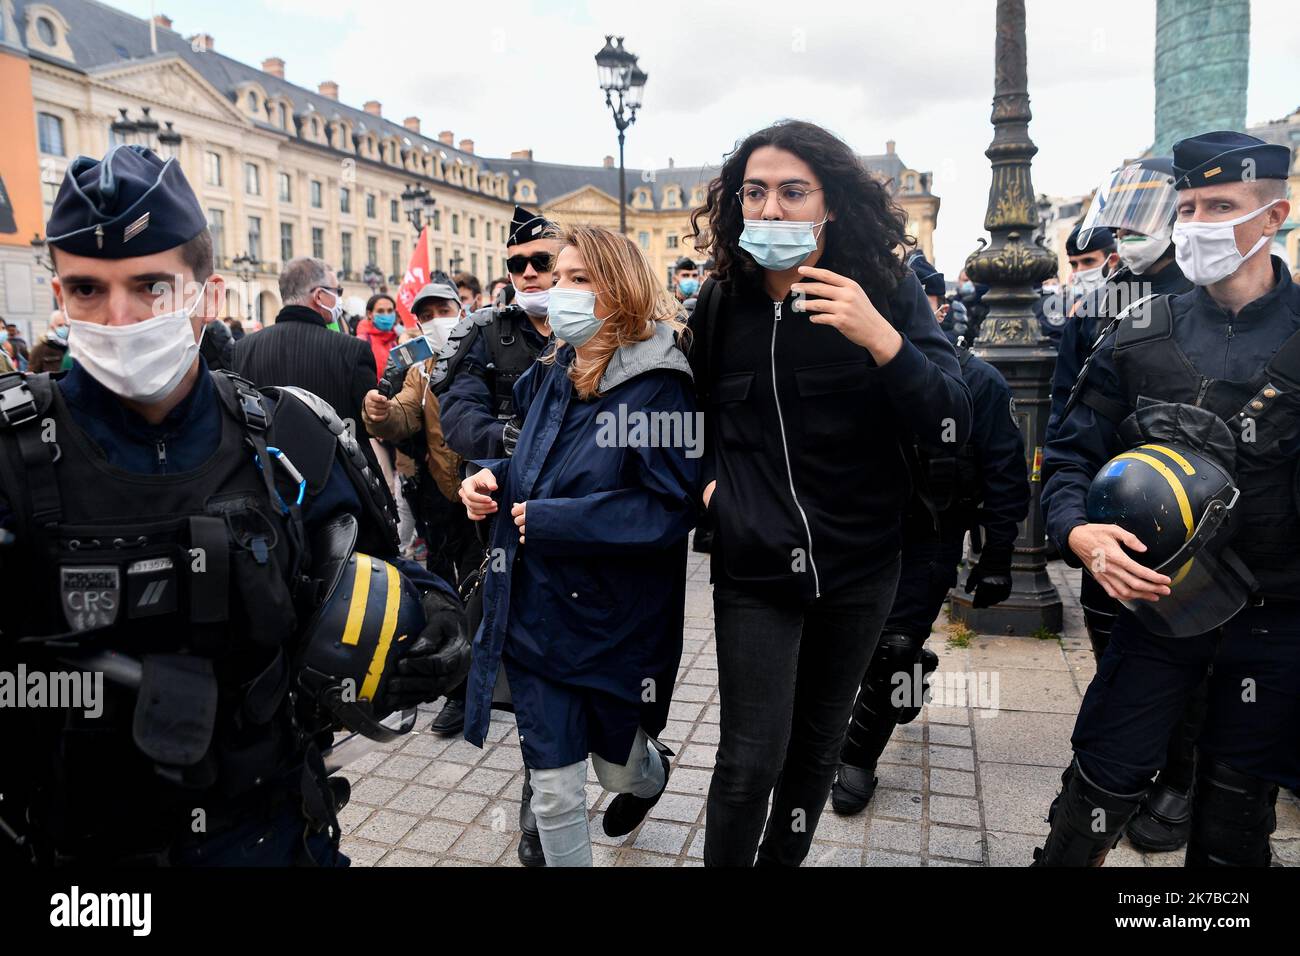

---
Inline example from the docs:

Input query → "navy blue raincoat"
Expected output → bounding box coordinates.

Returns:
[463,322,700,769]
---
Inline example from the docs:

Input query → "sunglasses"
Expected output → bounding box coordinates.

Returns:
[313,285,344,297]
[506,253,555,275]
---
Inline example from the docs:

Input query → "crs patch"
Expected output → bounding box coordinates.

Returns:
[60,565,121,631]
[1009,396,1018,425]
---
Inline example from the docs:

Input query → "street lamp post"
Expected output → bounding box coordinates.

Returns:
[400,183,436,235]
[949,0,1063,636]
[110,106,181,157]
[363,263,384,293]
[595,35,648,235]
[29,234,54,275]
[232,253,259,321]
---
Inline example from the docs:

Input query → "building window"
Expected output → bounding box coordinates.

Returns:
[666,235,679,249]
[279,222,293,263]
[434,247,443,271]
[247,216,262,261]
[246,91,258,112]
[391,239,402,277]
[487,255,494,279]
[244,162,260,196]
[500,225,506,244]
[433,210,441,231]
[470,252,478,276]
[204,151,222,187]
[278,172,291,202]
[37,113,64,156]
[310,180,322,208]
[311,227,324,260]
[451,213,459,235]
[367,235,378,268]
[638,231,650,250]
[36,17,56,46]
[469,218,476,238]
[208,209,226,259]
[340,232,353,275]
[365,194,376,219]
[390,199,399,223]
[339,187,351,215]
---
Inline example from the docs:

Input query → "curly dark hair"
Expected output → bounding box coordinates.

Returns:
[689,119,912,307]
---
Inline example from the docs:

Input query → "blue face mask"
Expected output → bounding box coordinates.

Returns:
[372,312,397,332]
[54,325,70,341]
[0,331,8,345]
[678,277,700,296]
[547,287,605,347]
[739,217,828,272]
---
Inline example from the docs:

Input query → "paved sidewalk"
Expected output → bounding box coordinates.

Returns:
[339,551,1300,866]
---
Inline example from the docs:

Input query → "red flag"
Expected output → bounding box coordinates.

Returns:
[394,228,430,329]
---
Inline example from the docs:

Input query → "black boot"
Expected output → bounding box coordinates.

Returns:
[1126,774,1193,852]
[831,763,879,815]
[429,697,465,737]
[603,750,671,838]
[1033,759,1145,866]
[1184,760,1277,867]
[517,769,545,867]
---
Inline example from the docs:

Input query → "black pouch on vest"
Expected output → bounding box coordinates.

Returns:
[210,495,298,649]
[133,653,219,767]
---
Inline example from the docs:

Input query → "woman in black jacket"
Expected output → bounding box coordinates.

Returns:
[688,119,973,866]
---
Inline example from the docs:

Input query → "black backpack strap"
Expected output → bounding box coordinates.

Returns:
[1064,294,1170,424]
[0,372,62,526]
[690,277,723,404]
[430,309,493,396]
[1231,326,1300,426]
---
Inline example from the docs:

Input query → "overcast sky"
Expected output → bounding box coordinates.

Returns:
[115,0,1299,275]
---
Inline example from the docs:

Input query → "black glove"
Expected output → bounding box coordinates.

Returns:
[501,417,523,457]
[382,588,472,710]
[964,546,1013,609]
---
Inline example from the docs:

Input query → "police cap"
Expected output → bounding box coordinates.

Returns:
[1172,130,1291,191]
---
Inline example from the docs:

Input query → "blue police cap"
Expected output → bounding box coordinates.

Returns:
[1067,222,1114,257]
[46,145,207,258]
[907,251,945,298]
[1171,130,1291,191]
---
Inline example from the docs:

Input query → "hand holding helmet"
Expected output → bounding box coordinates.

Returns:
[381,588,472,711]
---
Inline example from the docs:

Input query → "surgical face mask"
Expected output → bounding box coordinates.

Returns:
[67,282,205,403]
[959,281,975,296]
[513,287,551,318]
[0,331,8,346]
[421,316,460,348]
[678,277,700,296]
[547,287,605,347]
[1117,234,1169,275]
[372,312,397,332]
[739,217,828,272]
[1172,201,1280,287]
[319,288,344,325]
[53,325,70,341]
[1071,264,1107,296]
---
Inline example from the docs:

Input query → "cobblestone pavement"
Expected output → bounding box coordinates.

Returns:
[339,551,1300,867]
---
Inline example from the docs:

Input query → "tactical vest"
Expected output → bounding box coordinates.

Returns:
[431,304,545,419]
[1083,296,1300,598]
[0,370,356,860]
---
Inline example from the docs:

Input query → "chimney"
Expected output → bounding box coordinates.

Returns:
[603,155,614,168]
[152,14,173,30]
[511,149,534,160]
[364,100,382,117]
[438,130,455,146]
[262,57,285,79]
[318,81,339,100]
[459,138,474,154]
[403,116,421,133]
[885,139,896,155]
[188,33,214,52]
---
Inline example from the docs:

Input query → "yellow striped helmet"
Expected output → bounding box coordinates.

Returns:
[1086,441,1251,637]
[297,515,425,740]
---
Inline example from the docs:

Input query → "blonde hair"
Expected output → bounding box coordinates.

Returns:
[545,225,687,400]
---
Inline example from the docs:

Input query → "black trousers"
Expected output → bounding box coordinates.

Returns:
[704,559,901,867]
[1074,601,1300,794]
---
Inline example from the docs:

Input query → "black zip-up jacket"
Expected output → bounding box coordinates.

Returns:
[689,271,972,601]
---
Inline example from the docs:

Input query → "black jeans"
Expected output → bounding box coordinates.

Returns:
[704,559,901,866]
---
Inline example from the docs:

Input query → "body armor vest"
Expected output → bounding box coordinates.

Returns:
[431,305,545,419]
[1109,299,1300,598]
[0,370,323,860]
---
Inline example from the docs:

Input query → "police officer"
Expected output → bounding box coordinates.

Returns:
[0,145,470,866]
[433,204,561,866]
[831,256,1030,814]
[1037,131,1299,866]
[1046,158,1198,853]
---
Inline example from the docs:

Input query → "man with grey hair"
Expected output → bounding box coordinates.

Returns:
[233,256,384,474]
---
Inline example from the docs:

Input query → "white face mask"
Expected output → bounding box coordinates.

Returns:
[1117,234,1169,275]
[513,287,550,318]
[67,283,206,404]
[420,316,460,349]
[1172,200,1280,287]
[319,287,344,325]
[1071,264,1107,296]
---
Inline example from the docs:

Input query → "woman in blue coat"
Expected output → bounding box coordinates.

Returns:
[459,225,700,866]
